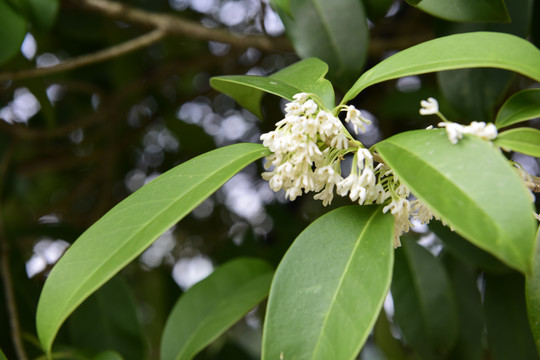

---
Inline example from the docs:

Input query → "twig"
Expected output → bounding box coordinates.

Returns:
[0,29,166,82]
[0,0,431,83]
[70,0,292,52]
[0,142,28,360]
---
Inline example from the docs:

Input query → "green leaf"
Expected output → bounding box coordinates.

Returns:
[496,89,540,129]
[210,58,335,118]
[435,0,533,123]
[373,312,408,360]
[362,0,395,21]
[278,0,368,88]
[442,254,484,360]
[0,1,27,65]
[405,0,423,6]
[526,227,540,355]
[392,239,458,359]
[431,221,510,273]
[26,0,59,30]
[92,351,125,360]
[160,257,273,360]
[342,32,540,104]
[438,68,512,123]
[68,277,147,360]
[0,347,6,360]
[494,127,540,157]
[415,0,510,22]
[484,272,539,359]
[262,205,394,360]
[36,143,270,355]
[376,129,536,274]
[270,0,291,17]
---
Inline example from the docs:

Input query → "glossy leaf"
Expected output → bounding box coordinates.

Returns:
[526,227,540,354]
[0,1,27,65]
[36,143,270,355]
[92,351,125,360]
[362,0,395,21]
[376,129,536,274]
[496,89,540,129]
[484,272,538,359]
[494,127,540,157]
[262,206,394,360]
[415,0,509,22]
[373,312,408,360]
[277,0,368,88]
[270,0,291,16]
[342,32,540,104]
[26,0,59,30]
[438,68,512,123]
[431,221,510,274]
[210,58,334,118]
[392,239,458,359]
[442,254,484,360]
[436,0,533,123]
[160,257,273,360]
[68,277,146,360]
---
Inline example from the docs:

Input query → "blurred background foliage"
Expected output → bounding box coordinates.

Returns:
[0,0,539,359]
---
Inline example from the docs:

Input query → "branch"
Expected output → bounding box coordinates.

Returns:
[69,0,292,53]
[0,142,28,360]
[0,0,432,83]
[0,29,166,82]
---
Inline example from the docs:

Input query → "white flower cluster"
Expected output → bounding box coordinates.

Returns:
[419,97,498,144]
[438,121,498,144]
[260,93,438,247]
[260,93,376,206]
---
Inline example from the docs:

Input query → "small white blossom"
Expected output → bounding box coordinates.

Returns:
[438,121,497,144]
[330,132,349,150]
[260,93,446,245]
[438,122,464,144]
[343,105,372,134]
[419,97,439,115]
[293,92,310,102]
[302,99,318,116]
[464,121,498,141]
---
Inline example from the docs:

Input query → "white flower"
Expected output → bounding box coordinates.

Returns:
[293,92,310,103]
[438,122,465,144]
[320,113,342,139]
[419,97,439,115]
[336,173,355,197]
[285,186,302,201]
[463,121,498,141]
[438,121,497,144]
[330,132,349,149]
[302,99,318,116]
[343,105,372,134]
[356,148,373,170]
[410,199,434,225]
[313,186,335,206]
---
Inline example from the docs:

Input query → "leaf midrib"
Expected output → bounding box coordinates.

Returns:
[311,208,380,359]
[312,0,344,70]
[380,138,506,247]
[175,273,271,360]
